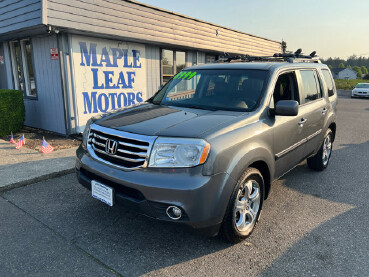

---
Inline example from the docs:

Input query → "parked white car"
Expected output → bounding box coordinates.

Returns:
[352,83,369,98]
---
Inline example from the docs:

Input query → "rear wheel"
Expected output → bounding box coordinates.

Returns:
[307,129,333,171]
[220,167,264,243]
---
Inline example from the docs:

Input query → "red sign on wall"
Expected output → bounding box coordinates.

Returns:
[50,48,59,60]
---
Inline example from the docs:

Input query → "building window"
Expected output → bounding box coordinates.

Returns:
[161,49,186,84]
[205,54,217,64]
[9,39,37,98]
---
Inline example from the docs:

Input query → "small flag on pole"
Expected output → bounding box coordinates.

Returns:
[41,138,54,153]
[10,132,15,143]
[16,135,25,149]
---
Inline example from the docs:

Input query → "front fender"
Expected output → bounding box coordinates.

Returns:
[225,146,275,183]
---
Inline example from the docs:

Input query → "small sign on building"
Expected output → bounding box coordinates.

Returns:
[50,48,59,60]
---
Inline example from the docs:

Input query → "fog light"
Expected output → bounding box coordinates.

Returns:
[166,206,182,220]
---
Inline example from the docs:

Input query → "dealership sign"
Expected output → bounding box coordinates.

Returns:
[71,35,146,132]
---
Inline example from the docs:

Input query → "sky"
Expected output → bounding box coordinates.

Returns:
[138,0,369,59]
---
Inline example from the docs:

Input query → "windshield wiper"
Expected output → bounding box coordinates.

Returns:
[185,105,217,111]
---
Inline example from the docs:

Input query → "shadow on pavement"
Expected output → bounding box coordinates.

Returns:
[261,141,369,276]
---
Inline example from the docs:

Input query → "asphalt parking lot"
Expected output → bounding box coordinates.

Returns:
[1,95,368,277]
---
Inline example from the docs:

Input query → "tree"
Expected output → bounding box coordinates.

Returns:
[353,66,360,72]
[357,68,362,78]
[347,65,352,69]
[361,66,368,74]
[338,63,345,68]
[328,65,333,69]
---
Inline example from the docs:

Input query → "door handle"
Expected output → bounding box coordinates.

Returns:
[322,107,328,115]
[298,118,307,126]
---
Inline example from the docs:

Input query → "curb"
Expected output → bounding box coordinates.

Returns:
[337,90,351,97]
[0,168,75,193]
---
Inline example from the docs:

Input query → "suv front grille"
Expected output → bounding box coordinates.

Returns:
[87,125,155,169]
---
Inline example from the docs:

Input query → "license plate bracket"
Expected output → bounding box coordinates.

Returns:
[91,180,114,206]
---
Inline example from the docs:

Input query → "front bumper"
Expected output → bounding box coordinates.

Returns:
[352,91,369,97]
[75,145,236,234]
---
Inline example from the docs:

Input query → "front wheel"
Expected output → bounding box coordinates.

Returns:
[220,167,264,243]
[307,128,333,171]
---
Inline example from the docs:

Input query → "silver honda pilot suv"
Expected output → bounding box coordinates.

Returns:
[76,56,337,243]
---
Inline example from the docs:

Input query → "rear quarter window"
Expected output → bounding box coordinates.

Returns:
[322,69,335,97]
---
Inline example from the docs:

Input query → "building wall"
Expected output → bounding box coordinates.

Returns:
[337,68,357,80]
[145,45,161,98]
[0,0,42,34]
[46,0,281,56]
[24,35,66,134]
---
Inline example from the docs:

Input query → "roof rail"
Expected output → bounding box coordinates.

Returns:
[218,49,321,64]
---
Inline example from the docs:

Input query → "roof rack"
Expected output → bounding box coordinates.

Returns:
[218,49,321,64]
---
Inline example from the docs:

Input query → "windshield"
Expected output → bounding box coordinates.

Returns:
[356,83,369,88]
[152,69,269,112]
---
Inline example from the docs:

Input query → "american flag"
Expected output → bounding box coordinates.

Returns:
[41,138,54,153]
[10,132,15,143]
[16,135,25,149]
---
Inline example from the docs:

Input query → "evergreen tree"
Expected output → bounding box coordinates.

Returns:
[338,63,345,68]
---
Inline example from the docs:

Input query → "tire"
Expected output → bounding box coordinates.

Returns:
[220,167,264,243]
[307,128,333,171]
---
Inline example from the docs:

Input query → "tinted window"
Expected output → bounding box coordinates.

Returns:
[299,70,320,104]
[322,69,335,97]
[152,69,268,112]
[273,72,299,103]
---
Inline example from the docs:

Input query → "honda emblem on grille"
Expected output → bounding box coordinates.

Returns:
[105,139,118,155]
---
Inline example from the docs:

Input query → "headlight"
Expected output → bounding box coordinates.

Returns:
[82,118,93,147]
[148,137,210,168]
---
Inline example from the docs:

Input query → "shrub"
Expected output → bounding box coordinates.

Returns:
[0,89,25,136]
[334,79,369,90]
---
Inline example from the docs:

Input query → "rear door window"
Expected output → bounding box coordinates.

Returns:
[321,69,335,97]
[299,70,321,104]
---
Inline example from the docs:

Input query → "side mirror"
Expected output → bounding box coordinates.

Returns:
[274,100,299,116]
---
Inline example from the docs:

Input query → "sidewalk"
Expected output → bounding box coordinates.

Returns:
[0,139,78,192]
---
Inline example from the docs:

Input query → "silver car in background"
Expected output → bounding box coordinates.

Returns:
[352,83,369,98]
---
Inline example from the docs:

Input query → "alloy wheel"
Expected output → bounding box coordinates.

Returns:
[233,180,261,232]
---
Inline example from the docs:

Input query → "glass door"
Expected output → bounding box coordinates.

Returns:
[9,39,37,98]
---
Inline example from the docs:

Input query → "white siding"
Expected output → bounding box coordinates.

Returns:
[338,68,357,80]
[46,0,281,56]
[24,35,66,134]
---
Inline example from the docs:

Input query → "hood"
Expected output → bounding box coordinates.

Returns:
[95,104,244,137]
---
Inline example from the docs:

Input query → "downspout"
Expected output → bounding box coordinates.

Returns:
[56,33,71,135]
